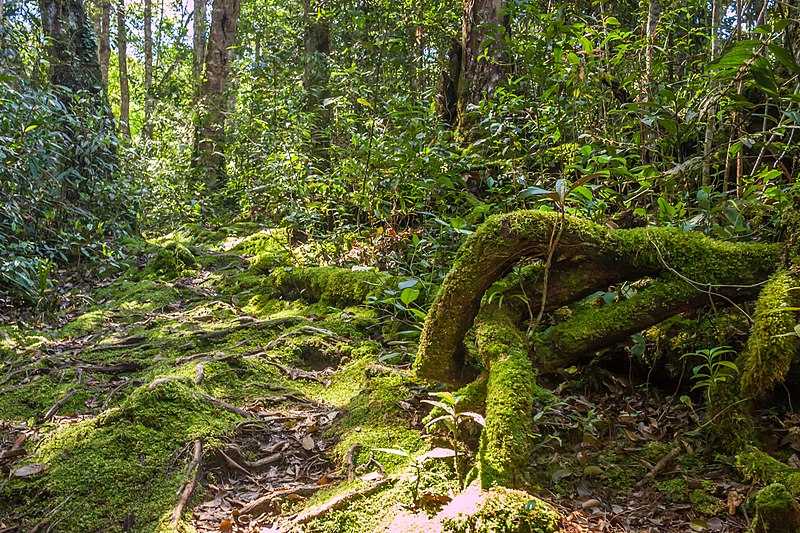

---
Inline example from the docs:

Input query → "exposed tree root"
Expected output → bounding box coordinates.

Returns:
[415,210,779,383]
[473,304,535,488]
[414,209,792,499]
[171,439,203,528]
[286,477,395,528]
[236,484,324,518]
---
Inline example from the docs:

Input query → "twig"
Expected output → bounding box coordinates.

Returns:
[637,442,683,487]
[289,477,395,527]
[237,484,323,517]
[195,392,251,418]
[41,388,78,423]
[217,448,251,476]
[171,439,203,528]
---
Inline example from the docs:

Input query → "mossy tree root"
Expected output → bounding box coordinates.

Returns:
[267,266,397,307]
[415,210,780,383]
[737,269,800,399]
[473,304,536,488]
[415,209,785,497]
[735,448,800,532]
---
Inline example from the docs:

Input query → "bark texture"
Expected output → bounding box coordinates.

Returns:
[192,0,241,190]
[98,0,110,85]
[142,0,153,139]
[303,0,331,166]
[457,0,509,131]
[436,37,462,126]
[116,0,129,137]
[193,0,207,89]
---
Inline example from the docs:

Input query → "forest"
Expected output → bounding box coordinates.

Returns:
[1,0,800,531]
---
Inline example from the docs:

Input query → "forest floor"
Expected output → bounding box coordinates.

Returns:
[0,223,776,532]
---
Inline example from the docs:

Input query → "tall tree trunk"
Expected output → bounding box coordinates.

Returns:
[436,37,462,126]
[457,0,509,131]
[192,0,241,190]
[142,0,153,140]
[639,0,660,163]
[116,0,129,137]
[702,0,722,186]
[39,0,117,172]
[193,0,208,92]
[98,0,110,85]
[303,0,331,167]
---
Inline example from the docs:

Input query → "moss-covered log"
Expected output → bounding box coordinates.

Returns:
[415,210,780,383]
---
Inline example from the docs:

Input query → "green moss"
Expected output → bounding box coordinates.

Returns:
[326,361,425,472]
[146,241,199,279]
[231,228,290,256]
[750,483,800,533]
[736,448,800,495]
[95,278,181,316]
[475,305,536,488]
[268,266,395,307]
[416,209,779,384]
[657,478,689,502]
[1,380,241,531]
[738,269,800,398]
[440,485,559,533]
[690,485,723,515]
[60,310,111,338]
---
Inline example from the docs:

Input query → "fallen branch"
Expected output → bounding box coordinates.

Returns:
[171,439,203,528]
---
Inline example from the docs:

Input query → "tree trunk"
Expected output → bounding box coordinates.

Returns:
[436,37,462,126]
[98,0,110,86]
[457,0,509,131]
[303,0,331,167]
[40,0,106,102]
[702,0,722,186]
[192,0,241,190]
[193,0,208,91]
[142,0,153,140]
[116,0,129,137]
[39,0,117,173]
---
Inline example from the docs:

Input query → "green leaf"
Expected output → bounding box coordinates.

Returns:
[398,278,418,290]
[520,186,552,198]
[374,448,410,457]
[400,287,420,306]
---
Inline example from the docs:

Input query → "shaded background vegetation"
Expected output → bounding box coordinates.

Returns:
[1,0,799,304]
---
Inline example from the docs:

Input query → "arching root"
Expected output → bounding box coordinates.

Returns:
[414,209,785,495]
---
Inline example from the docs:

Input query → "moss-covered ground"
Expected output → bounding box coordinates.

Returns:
[1,220,797,533]
[0,224,434,532]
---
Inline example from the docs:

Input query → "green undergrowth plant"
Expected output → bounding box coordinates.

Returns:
[682,346,739,403]
[423,391,486,487]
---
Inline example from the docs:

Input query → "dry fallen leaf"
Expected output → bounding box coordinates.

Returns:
[301,435,315,451]
[218,518,233,533]
[13,463,45,478]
